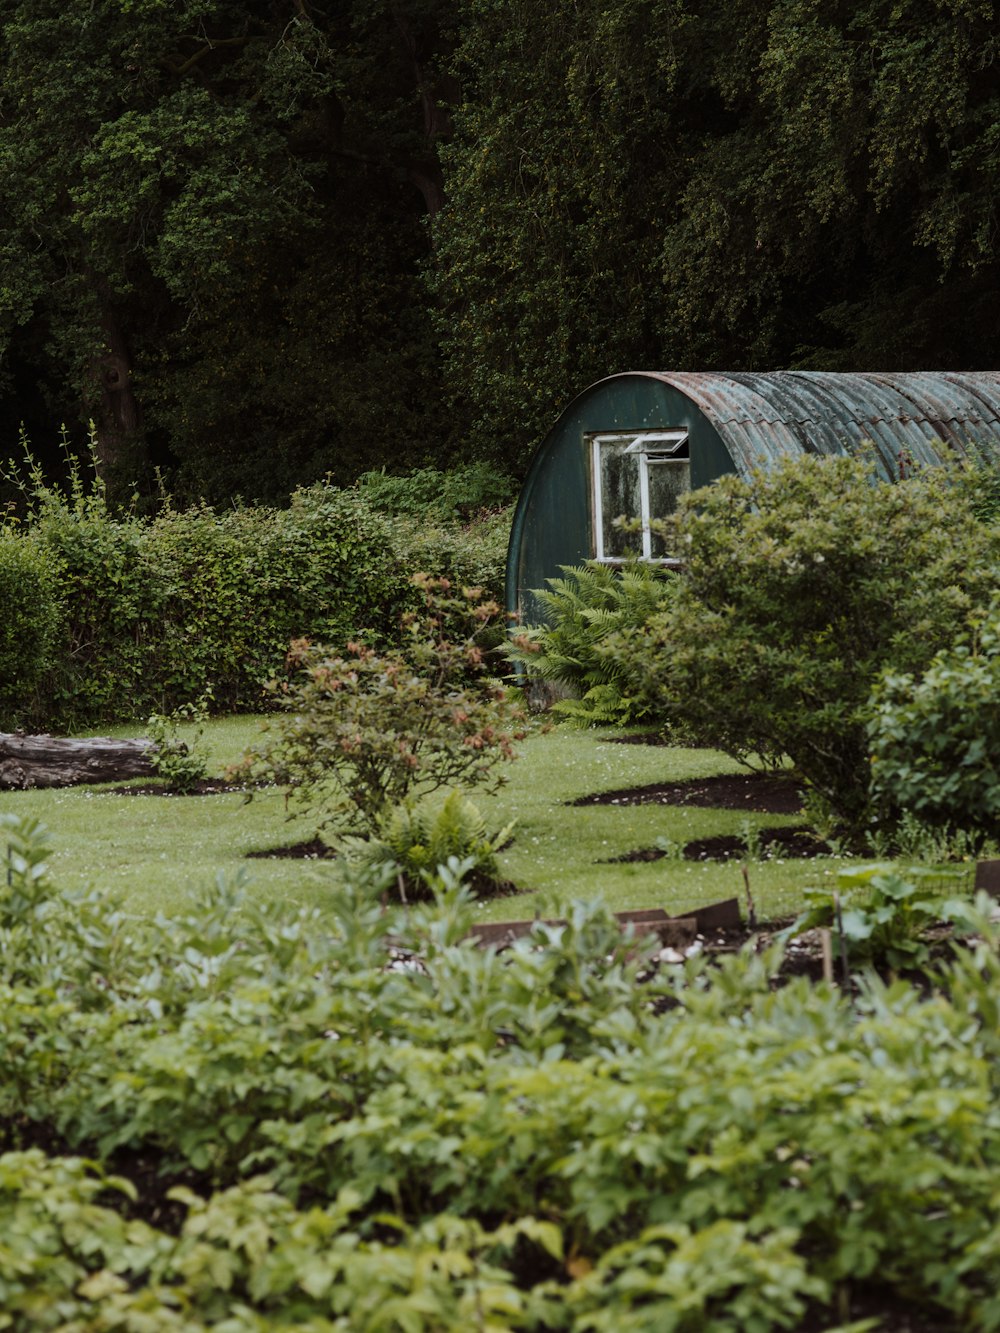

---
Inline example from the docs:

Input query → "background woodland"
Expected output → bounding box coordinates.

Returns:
[0,0,996,505]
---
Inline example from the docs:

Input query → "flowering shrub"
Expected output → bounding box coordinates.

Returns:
[233,578,523,836]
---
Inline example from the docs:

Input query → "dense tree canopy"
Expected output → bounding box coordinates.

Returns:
[0,0,997,498]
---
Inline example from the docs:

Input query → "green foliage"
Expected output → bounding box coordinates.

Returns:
[607,455,1000,836]
[0,0,451,502]
[235,578,522,835]
[510,561,675,727]
[869,606,1000,848]
[0,527,61,725]
[3,813,1000,1326]
[145,692,214,793]
[4,462,413,726]
[433,0,1000,466]
[339,789,516,900]
[784,863,971,972]
[356,463,517,522]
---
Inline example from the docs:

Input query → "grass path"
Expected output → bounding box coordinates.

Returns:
[0,716,853,921]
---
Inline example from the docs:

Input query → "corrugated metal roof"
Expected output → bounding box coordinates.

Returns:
[645,371,1000,479]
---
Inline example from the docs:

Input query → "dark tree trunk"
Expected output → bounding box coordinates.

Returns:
[0,733,153,789]
[84,304,146,491]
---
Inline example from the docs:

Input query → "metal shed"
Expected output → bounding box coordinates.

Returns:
[506,370,1000,625]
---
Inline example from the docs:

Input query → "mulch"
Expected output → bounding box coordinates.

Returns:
[570,771,804,815]
[607,825,832,864]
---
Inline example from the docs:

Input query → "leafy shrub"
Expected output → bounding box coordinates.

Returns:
[784,863,971,972]
[145,693,214,793]
[869,607,1000,848]
[509,561,676,726]
[3,814,1000,1326]
[338,789,516,899]
[3,456,413,726]
[234,579,523,837]
[0,530,61,726]
[356,462,517,521]
[607,454,1000,835]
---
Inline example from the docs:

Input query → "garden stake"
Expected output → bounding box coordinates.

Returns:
[741,864,757,930]
[820,929,834,984]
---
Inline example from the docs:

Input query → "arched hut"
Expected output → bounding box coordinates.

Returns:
[506,370,1000,625]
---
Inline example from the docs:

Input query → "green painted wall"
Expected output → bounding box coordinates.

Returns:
[506,374,736,624]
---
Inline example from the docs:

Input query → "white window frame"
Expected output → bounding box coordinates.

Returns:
[591,430,689,564]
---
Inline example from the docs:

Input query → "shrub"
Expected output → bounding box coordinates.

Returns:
[233,578,523,836]
[606,454,1000,836]
[145,693,214,793]
[3,458,412,726]
[868,605,1000,847]
[3,814,1000,1327]
[0,530,62,727]
[356,462,517,522]
[338,789,516,900]
[509,560,676,726]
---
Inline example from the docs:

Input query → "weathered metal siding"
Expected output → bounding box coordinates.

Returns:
[506,370,1000,625]
[506,374,735,624]
[650,371,1000,479]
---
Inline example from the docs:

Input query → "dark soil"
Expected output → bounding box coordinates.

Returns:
[608,825,832,864]
[571,771,803,815]
[112,779,244,796]
[247,838,333,859]
[245,840,523,898]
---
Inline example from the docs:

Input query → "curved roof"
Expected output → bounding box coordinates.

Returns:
[634,371,1000,478]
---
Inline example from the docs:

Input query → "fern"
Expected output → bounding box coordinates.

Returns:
[509,560,675,725]
[338,790,515,900]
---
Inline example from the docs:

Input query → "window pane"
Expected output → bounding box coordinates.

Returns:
[600,441,641,557]
[648,459,690,558]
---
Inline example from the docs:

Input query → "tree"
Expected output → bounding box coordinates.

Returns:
[0,0,454,502]
[431,0,1000,468]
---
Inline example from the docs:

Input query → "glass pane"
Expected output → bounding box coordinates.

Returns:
[648,459,690,559]
[599,441,641,558]
[602,442,642,557]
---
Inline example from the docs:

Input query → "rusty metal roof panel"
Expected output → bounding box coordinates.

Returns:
[644,371,1000,477]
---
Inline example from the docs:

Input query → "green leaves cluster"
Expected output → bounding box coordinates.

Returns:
[0,474,411,728]
[602,454,1000,836]
[3,813,1000,1326]
[869,606,1000,846]
[235,578,522,844]
[339,788,516,899]
[509,561,676,727]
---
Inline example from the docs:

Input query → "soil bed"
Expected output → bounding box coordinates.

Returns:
[571,771,803,814]
[608,825,832,864]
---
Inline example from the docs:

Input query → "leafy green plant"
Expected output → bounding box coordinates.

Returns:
[356,463,517,522]
[233,579,523,835]
[784,863,970,971]
[869,606,1000,849]
[3,812,1000,1327]
[145,692,214,793]
[606,454,1000,837]
[338,789,516,901]
[0,529,62,726]
[509,560,676,726]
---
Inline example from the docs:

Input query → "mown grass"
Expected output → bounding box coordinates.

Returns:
[1,715,862,922]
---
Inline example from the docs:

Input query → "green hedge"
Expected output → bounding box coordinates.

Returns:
[0,479,512,729]
[1,814,1000,1329]
[0,531,62,728]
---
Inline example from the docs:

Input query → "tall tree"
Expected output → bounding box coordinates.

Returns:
[0,0,453,501]
[432,0,1000,469]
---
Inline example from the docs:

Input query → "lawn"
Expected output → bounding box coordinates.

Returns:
[0,715,859,923]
